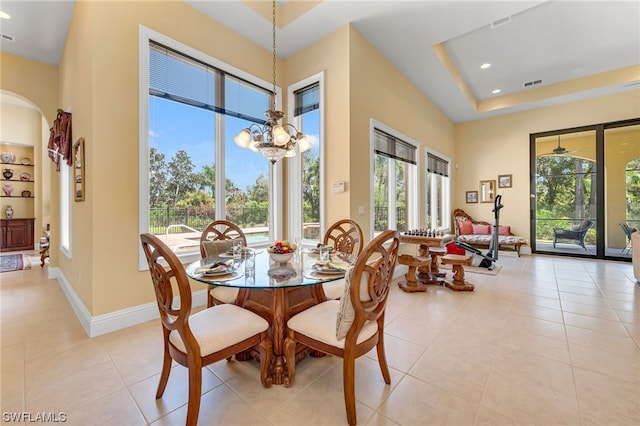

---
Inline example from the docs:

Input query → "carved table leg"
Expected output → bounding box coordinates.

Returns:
[445,264,475,291]
[398,254,429,292]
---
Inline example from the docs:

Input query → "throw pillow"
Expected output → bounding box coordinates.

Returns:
[472,224,491,235]
[336,265,371,340]
[201,240,234,257]
[498,225,511,236]
[458,220,473,235]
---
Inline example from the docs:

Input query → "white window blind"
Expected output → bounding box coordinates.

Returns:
[149,41,270,124]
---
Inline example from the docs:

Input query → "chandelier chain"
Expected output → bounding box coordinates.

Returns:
[271,0,277,111]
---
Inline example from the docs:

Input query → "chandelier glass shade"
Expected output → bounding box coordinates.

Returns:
[233,0,311,164]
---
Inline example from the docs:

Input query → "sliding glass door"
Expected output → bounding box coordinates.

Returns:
[531,119,639,260]
[604,123,640,259]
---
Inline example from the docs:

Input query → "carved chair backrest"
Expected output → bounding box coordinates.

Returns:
[140,233,200,357]
[345,230,399,341]
[323,219,364,255]
[199,220,247,258]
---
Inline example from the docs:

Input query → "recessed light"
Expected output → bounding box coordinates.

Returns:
[0,10,11,20]
[492,89,501,94]
[480,63,491,69]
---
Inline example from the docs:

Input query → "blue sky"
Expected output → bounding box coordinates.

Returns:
[149,96,268,191]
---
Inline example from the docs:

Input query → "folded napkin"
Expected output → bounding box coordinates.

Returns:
[315,259,349,271]
[195,260,232,274]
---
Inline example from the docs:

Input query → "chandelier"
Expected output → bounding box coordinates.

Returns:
[233,0,311,164]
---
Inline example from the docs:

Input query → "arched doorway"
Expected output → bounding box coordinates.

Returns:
[1,91,52,250]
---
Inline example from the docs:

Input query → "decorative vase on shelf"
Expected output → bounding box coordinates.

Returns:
[2,183,13,196]
[3,169,13,180]
[5,205,13,219]
[1,152,16,164]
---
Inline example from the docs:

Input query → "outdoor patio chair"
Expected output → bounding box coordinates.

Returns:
[620,222,637,254]
[553,219,594,250]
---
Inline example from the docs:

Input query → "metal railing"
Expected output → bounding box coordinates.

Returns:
[149,206,269,235]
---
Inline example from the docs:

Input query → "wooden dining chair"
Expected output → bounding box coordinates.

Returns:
[283,230,400,426]
[322,219,364,300]
[140,233,272,426]
[200,220,247,307]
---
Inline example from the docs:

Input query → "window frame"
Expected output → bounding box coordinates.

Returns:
[425,148,451,231]
[369,119,419,239]
[287,71,325,246]
[59,155,71,257]
[138,25,283,270]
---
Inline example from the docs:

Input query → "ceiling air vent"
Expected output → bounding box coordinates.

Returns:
[523,79,543,88]
[491,16,512,28]
[1,33,15,42]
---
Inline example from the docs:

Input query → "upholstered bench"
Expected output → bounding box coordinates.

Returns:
[453,208,528,256]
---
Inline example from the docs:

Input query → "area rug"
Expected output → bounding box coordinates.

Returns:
[0,254,31,273]
[439,263,502,276]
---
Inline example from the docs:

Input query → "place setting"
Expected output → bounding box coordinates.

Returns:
[192,259,243,282]
[304,255,351,280]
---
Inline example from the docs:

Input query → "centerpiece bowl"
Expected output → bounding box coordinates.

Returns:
[269,252,294,264]
[267,240,297,265]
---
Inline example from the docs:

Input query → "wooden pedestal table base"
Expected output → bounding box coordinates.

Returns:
[397,254,431,292]
[441,254,474,291]
[235,285,325,385]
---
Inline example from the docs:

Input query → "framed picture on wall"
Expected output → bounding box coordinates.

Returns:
[466,191,478,204]
[498,174,512,188]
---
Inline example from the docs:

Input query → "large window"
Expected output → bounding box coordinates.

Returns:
[425,151,450,230]
[140,28,279,265]
[371,123,418,236]
[288,73,323,244]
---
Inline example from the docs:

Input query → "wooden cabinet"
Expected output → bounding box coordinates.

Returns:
[1,218,35,252]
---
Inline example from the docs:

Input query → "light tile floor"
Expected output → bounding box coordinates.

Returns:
[1,252,639,425]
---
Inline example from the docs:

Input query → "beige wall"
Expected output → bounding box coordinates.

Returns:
[0,53,59,124]
[348,26,455,240]
[456,91,640,243]
[0,53,58,249]
[284,26,351,229]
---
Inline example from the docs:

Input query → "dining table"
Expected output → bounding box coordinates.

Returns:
[186,247,354,386]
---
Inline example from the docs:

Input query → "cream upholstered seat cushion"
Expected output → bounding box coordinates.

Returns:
[322,278,345,300]
[287,300,378,348]
[169,303,268,356]
[209,286,239,304]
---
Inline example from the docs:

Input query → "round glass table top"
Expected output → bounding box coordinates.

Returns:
[186,248,354,289]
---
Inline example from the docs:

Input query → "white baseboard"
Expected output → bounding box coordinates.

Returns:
[50,267,207,337]
[51,263,405,338]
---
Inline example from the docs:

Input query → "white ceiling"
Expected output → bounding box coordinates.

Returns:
[1,0,638,123]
